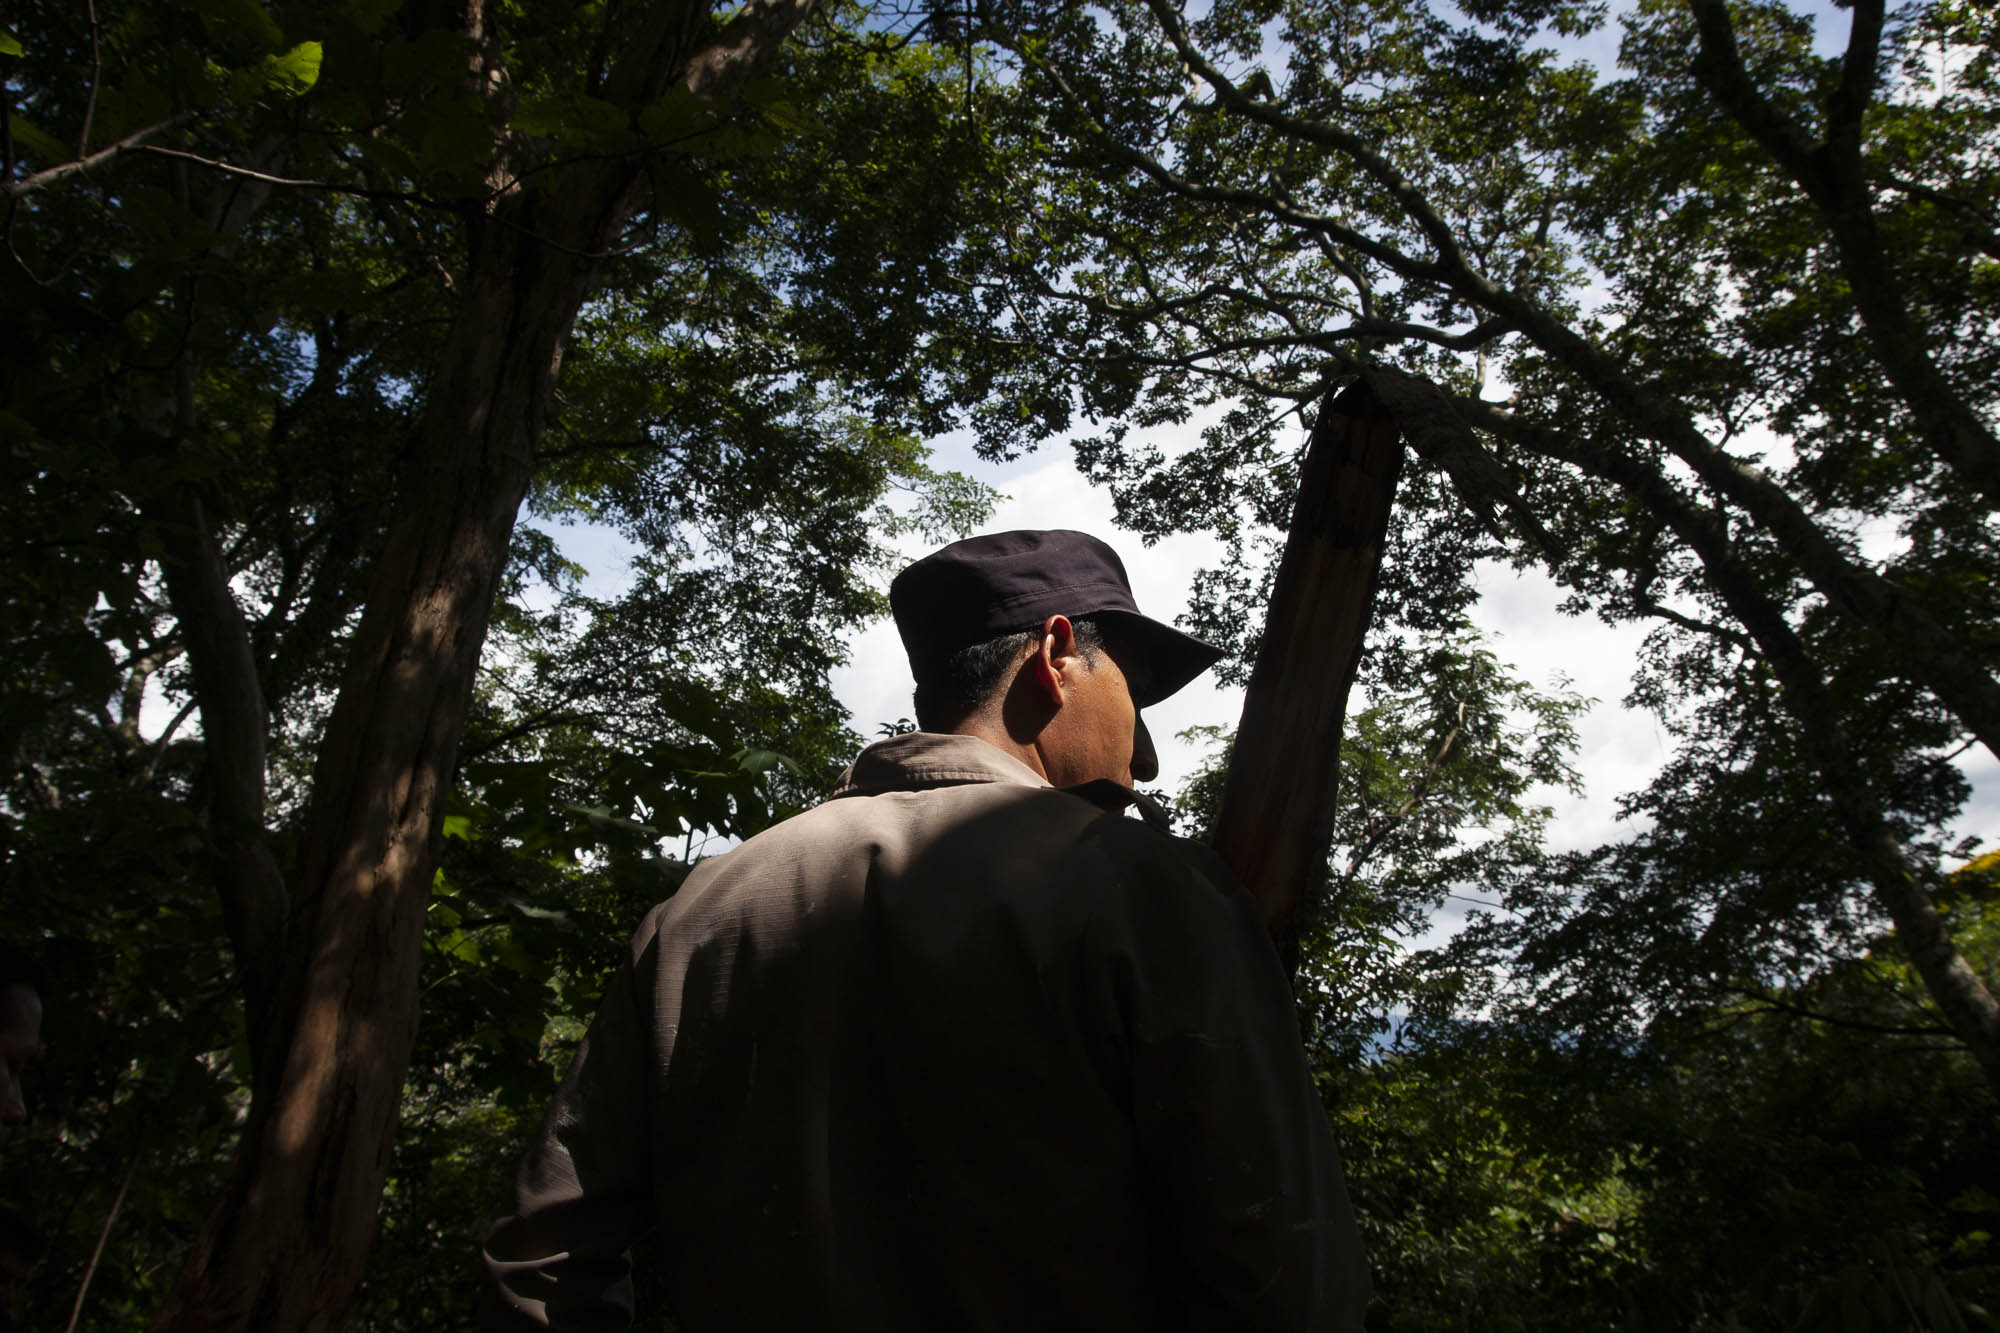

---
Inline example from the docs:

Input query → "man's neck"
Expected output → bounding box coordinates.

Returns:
[948,718,1049,782]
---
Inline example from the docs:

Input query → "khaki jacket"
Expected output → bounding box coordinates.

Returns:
[483,733,1368,1330]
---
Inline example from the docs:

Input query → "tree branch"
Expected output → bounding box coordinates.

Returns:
[139,697,200,788]
[148,490,289,1060]
[1335,700,1465,900]
[1715,985,1952,1039]
[1416,247,2000,762]
[1687,0,2000,507]
[1873,170,2000,259]
[1632,592,1754,653]
[1684,0,1825,189]
[1001,36,1443,283]
[1086,2,2000,697]
[78,0,103,161]
[137,145,423,202]
[1142,0,1473,274]
[1827,0,1886,163]
[1454,393,2000,1088]
[0,116,188,199]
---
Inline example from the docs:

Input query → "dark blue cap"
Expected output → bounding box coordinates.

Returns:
[889,530,1224,707]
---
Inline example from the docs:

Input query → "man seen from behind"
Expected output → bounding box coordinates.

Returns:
[483,529,1369,1330]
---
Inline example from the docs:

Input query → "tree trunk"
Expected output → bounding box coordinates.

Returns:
[153,2,819,1326]
[1212,380,1405,973]
[152,491,289,1059]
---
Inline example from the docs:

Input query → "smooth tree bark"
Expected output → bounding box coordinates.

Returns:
[152,491,289,1058]
[1213,380,1405,973]
[152,0,818,1327]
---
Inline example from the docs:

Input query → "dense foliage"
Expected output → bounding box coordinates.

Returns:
[1,0,989,1322]
[931,0,2000,1324]
[919,0,2000,1061]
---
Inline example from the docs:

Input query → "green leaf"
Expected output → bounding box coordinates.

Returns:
[504,897,576,929]
[636,89,714,146]
[512,91,632,150]
[0,32,23,57]
[186,0,285,51]
[6,112,67,164]
[264,40,323,97]
[230,40,324,104]
[736,746,805,778]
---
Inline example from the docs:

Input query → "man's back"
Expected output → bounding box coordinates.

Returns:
[484,734,1368,1330]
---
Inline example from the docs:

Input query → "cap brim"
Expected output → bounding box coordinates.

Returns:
[1095,611,1226,708]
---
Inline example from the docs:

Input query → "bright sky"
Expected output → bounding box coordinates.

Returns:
[530,0,1997,912]
[823,434,1997,853]
[542,419,1997,897]
[825,440,1672,856]
[816,433,1999,955]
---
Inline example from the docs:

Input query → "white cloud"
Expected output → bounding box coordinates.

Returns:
[1466,562,1666,852]
[521,442,1993,886]
[832,452,1244,797]
[1950,747,2000,864]
[834,451,1673,847]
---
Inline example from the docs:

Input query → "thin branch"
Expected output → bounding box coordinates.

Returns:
[139,697,200,787]
[1031,276,1501,361]
[1688,0,2000,507]
[1937,735,1977,767]
[1632,593,1755,652]
[1335,701,1465,899]
[64,1146,139,1333]
[1873,170,2000,260]
[1310,230,1375,322]
[1685,0,1824,190]
[1444,891,1521,917]
[1006,37,1441,283]
[1716,985,1953,1039]
[1141,0,1474,274]
[78,0,102,160]
[1440,312,2000,760]
[0,116,187,199]
[136,145,422,201]
[1456,393,2000,1083]
[1346,316,1514,352]
[1827,0,1886,162]
[458,706,586,762]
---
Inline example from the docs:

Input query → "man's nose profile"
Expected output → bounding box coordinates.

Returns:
[1133,713,1160,785]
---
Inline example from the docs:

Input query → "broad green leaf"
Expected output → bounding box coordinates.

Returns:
[227,40,323,104]
[512,90,632,150]
[636,89,715,146]
[6,112,67,164]
[186,0,286,52]
[264,40,323,97]
[735,746,805,778]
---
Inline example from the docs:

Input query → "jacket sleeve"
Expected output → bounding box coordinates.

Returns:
[480,922,661,1331]
[1115,841,1371,1332]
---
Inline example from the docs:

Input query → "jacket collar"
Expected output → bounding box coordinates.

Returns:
[832,732,1049,796]
[832,732,1171,830]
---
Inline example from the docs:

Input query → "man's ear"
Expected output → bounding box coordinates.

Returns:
[1032,614,1076,706]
